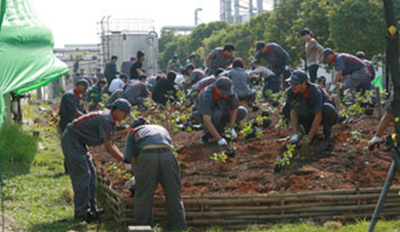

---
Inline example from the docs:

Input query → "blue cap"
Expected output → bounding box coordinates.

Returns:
[76,79,89,88]
[322,48,334,62]
[285,70,308,85]
[113,98,133,118]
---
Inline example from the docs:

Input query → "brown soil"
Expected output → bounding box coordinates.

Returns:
[90,106,398,198]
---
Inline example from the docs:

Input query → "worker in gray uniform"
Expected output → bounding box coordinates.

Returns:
[124,118,186,230]
[61,98,132,223]
[58,79,89,133]
[193,77,248,145]
[122,75,151,107]
[205,44,235,76]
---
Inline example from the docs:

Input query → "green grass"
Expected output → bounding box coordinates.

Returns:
[2,101,118,232]
[206,220,400,231]
[0,122,39,171]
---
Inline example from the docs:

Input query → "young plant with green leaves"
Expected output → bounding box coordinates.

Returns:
[209,152,228,164]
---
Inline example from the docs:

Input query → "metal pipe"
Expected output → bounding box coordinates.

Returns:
[257,0,263,14]
[368,161,395,232]
[226,0,233,24]
[220,0,226,21]
[195,8,203,26]
[249,0,253,17]
[106,15,111,63]
[234,0,240,23]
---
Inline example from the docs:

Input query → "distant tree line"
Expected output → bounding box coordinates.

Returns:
[158,0,400,71]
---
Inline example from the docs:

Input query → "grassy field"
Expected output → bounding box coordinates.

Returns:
[2,99,400,232]
[2,101,118,232]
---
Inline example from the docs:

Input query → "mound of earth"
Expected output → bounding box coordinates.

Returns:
[91,104,397,197]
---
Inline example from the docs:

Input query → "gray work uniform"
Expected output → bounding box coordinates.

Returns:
[106,89,123,108]
[206,48,235,76]
[193,84,248,135]
[188,76,216,105]
[59,88,87,132]
[228,67,256,102]
[334,53,371,92]
[283,83,338,134]
[124,125,186,230]
[189,69,205,84]
[255,43,291,90]
[105,61,117,84]
[61,110,116,216]
[122,81,150,106]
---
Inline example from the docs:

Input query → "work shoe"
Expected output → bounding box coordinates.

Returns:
[323,126,333,141]
[74,211,99,224]
[90,201,104,219]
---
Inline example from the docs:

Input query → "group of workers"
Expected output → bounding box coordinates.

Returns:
[58,27,393,230]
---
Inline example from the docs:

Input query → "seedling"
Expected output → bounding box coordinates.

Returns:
[209,152,228,164]
[274,143,296,172]
[108,162,132,180]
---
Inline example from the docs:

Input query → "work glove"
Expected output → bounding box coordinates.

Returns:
[123,163,132,171]
[369,136,383,146]
[125,177,136,190]
[218,138,228,146]
[289,133,300,144]
[231,128,238,139]
[329,85,335,93]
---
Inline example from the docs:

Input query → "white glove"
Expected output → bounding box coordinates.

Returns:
[124,163,132,171]
[218,138,228,146]
[231,128,238,139]
[125,177,136,189]
[369,136,383,145]
[329,85,335,93]
[289,134,300,144]
[284,65,290,71]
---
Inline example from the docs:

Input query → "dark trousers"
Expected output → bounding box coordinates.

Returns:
[61,129,96,216]
[238,90,257,105]
[272,67,291,91]
[282,102,338,134]
[134,151,186,230]
[307,64,319,83]
[262,75,280,99]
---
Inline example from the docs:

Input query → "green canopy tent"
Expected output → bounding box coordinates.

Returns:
[0,0,69,126]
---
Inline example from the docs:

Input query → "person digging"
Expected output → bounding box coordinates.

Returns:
[123,118,186,230]
[192,77,248,146]
[282,70,339,145]
[61,98,132,223]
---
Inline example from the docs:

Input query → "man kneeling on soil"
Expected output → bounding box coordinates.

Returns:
[124,118,186,230]
[283,70,339,144]
[61,98,131,223]
[193,77,248,145]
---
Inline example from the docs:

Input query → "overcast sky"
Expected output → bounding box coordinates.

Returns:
[29,0,221,48]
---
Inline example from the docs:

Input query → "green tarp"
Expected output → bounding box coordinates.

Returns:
[0,0,69,125]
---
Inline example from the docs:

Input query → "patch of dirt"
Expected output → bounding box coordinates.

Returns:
[91,106,398,197]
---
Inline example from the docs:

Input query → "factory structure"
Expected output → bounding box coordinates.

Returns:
[219,0,276,24]
[91,1,277,75]
[99,17,159,76]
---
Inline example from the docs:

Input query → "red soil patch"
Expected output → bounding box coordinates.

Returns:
[91,108,398,198]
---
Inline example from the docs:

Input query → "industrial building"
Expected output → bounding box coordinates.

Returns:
[219,0,276,24]
[99,17,159,76]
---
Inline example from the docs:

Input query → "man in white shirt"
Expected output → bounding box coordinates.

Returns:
[108,74,128,94]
